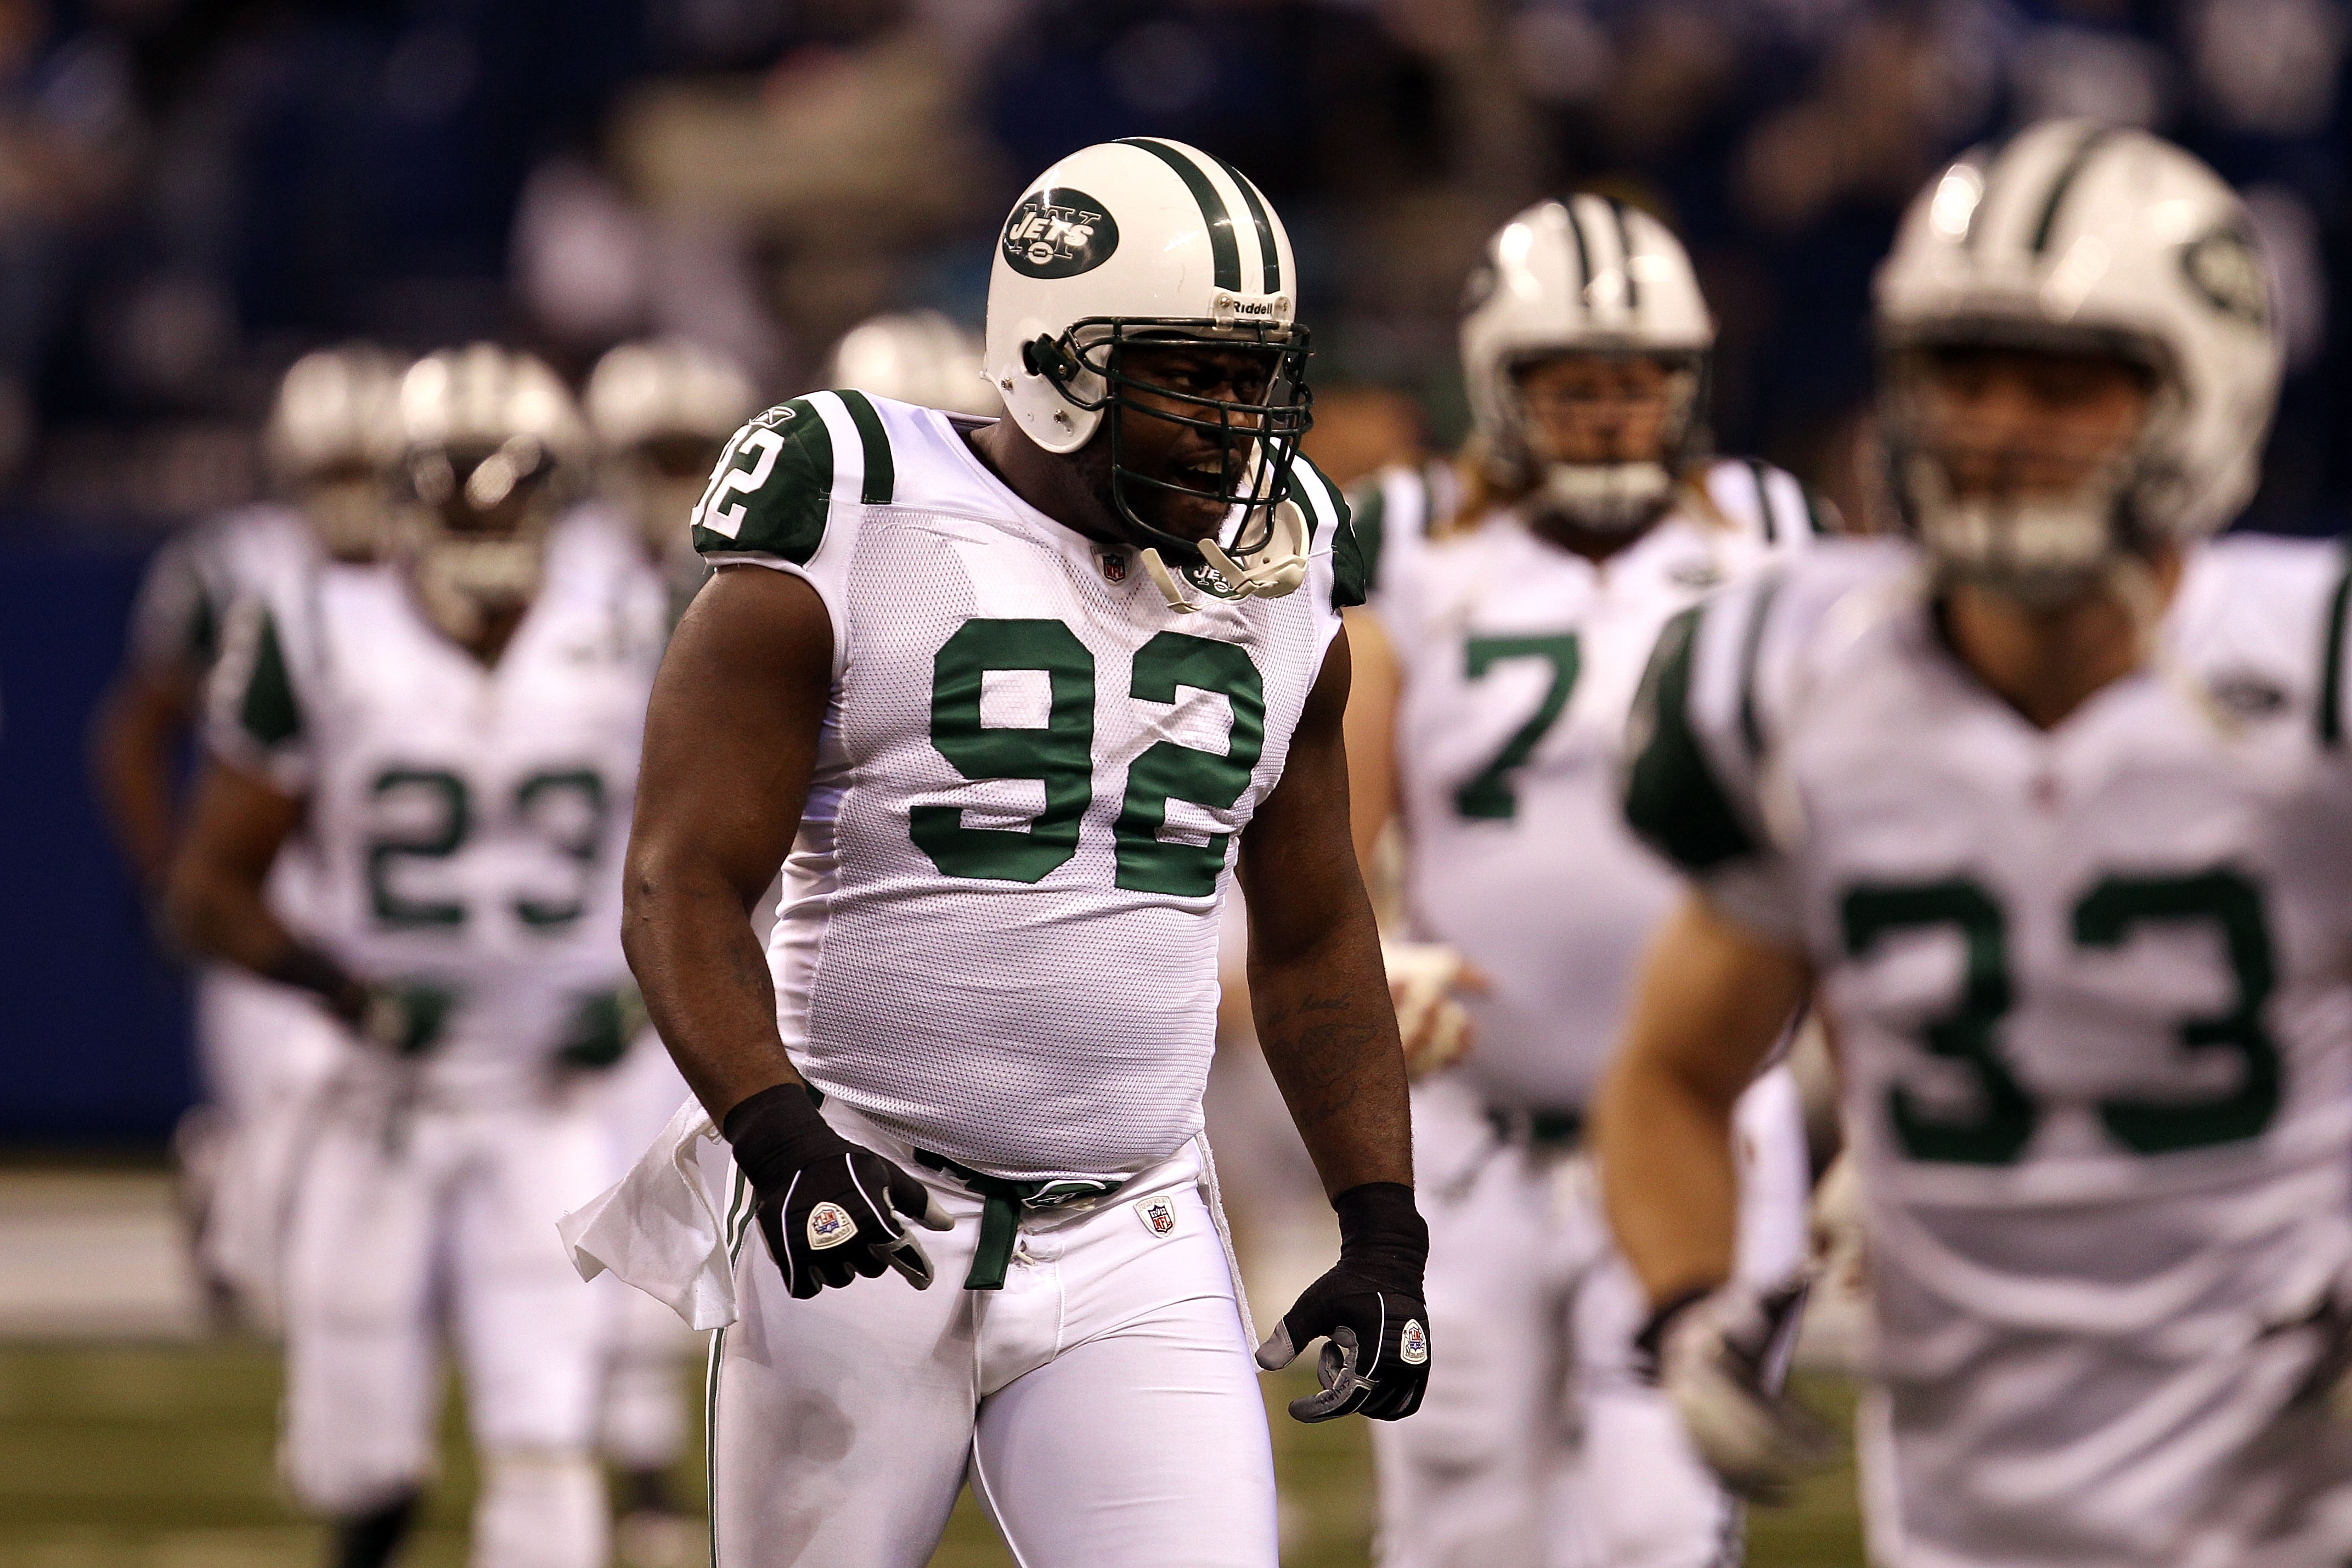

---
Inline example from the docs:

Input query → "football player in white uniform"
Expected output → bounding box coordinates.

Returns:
[608,138,1426,1568]
[1598,125,2352,1567]
[821,308,1003,419]
[1349,196,1817,1568]
[93,343,403,1325]
[171,345,665,1568]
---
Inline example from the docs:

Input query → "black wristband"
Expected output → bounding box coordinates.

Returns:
[1633,1284,1718,1374]
[720,1081,840,1192]
[264,942,365,1021]
[1332,1181,1429,1265]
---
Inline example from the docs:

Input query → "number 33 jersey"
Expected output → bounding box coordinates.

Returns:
[208,515,667,1098]
[693,392,1362,1182]
[1628,534,2352,1353]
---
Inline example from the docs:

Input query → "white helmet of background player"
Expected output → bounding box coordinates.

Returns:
[263,343,407,561]
[983,137,1312,574]
[392,343,589,641]
[1876,121,2280,600]
[1460,195,1714,533]
[824,310,1001,418]
[584,337,757,557]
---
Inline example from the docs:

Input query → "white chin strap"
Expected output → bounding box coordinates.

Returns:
[1140,495,1310,615]
[1538,460,1674,533]
[408,531,545,643]
[1907,455,2124,610]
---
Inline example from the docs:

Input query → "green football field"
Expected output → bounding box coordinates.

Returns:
[0,1343,1867,1568]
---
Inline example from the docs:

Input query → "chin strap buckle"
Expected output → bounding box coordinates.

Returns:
[1137,499,1311,615]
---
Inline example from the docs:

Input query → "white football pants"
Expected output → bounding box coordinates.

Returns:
[191,966,345,1330]
[1372,1068,1810,1568]
[707,1102,1278,1568]
[280,1071,612,1568]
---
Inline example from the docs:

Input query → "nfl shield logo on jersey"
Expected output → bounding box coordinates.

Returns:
[805,1202,858,1250]
[1400,1318,1429,1365]
[1099,549,1129,584]
[1136,1195,1178,1237]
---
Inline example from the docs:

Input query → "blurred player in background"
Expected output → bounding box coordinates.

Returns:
[170,344,665,1568]
[1346,196,1817,1566]
[91,344,404,1327]
[1599,125,2352,1566]
[583,334,757,1566]
[821,308,1003,420]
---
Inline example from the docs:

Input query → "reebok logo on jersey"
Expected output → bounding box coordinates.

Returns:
[1002,188,1120,279]
[1400,1318,1429,1365]
[806,1202,858,1250]
[1135,1195,1178,1237]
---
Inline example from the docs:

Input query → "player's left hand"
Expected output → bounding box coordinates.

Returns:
[554,985,648,1070]
[1256,1181,1431,1422]
[1637,1279,1834,1503]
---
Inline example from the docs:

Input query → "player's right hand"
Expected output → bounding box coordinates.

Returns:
[1636,1280,1835,1503]
[721,1081,952,1299]
[1380,939,1482,1081]
[1256,1181,1431,1422]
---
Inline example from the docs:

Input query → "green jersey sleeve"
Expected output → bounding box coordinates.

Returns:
[1622,574,1803,941]
[692,391,898,565]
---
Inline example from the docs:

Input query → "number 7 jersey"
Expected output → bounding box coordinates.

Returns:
[1626,534,2352,1349]
[692,391,1363,1182]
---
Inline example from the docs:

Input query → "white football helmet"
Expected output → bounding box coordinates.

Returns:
[1876,122,2281,600]
[263,343,407,561]
[584,337,757,557]
[822,311,1000,417]
[983,137,1311,584]
[392,343,589,642]
[1460,195,1714,533]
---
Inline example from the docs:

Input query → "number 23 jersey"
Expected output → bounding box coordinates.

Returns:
[209,516,665,1097]
[1627,534,2352,1351]
[693,392,1362,1182]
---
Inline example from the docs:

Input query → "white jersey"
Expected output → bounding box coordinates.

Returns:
[692,391,1361,1182]
[1366,457,1822,1109]
[209,514,665,1101]
[129,504,317,685]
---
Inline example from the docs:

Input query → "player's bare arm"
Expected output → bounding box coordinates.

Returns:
[621,565,828,1121]
[91,664,199,896]
[622,563,949,1299]
[1594,891,1810,1307]
[168,760,362,1016]
[1338,607,1400,870]
[1239,625,1412,1197]
[1236,625,1434,1422]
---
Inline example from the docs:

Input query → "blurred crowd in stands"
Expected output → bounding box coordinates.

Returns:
[0,0,2342,538]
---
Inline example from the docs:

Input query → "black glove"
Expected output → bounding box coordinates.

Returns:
[722,1082,953,1300]
[1255,1181,1431,1422]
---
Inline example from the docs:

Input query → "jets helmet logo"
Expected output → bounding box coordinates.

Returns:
[805,1201,857,1250]
[2179,225,2268,328]
[1400,1318,1429,1365]
[1135,1195,1178,1237]
[1002,188,1120,279]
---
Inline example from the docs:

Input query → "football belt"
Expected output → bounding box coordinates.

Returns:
[913,1150,1121,1289]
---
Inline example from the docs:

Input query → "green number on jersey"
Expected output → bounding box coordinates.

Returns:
[368,769,471,928]
[1845,870,2282,1165]
[2075,871,2281,1154]
[1454,634,1580,820]
[1114,631,1267,896]
[513,770,610,928]
[910,619,1097,883]
[1843,879,2035,1165]
[366,766,612,931]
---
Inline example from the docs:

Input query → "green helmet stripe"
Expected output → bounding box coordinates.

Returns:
[1563,197,1594,314]
[2319,548,2352,748]
[2028,126,2119,257]
[1606,198,1642,313]
[1116,138,1241,293]
[1210,153,1281,294]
